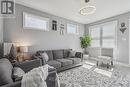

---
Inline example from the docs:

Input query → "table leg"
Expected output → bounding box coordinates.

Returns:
[102,62,104,65]
[97,61,98,66]
[107,63,109,68]
[111,61,113,66]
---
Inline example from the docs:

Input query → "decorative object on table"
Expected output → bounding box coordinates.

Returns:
[1,43,17,63]
[60,24,65,35]
[8,44,17,63]
[17,46,28,62]
[80,35,92,49]
[3,43,13,57]
[52,20,57,31]
[120,22,127,34]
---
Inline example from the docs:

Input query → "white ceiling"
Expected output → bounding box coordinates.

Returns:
[16,0,130,24]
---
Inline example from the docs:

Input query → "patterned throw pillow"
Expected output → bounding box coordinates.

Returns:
[40,52,49,62]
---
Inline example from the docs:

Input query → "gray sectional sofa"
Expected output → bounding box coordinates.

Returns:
[0,58,58,87]
[35,49,83,72]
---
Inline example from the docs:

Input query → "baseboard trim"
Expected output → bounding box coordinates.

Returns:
[114,61,130,67]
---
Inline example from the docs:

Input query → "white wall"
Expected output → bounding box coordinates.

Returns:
[0,18,3,57]
[4,4,85,53]
[129,19,130,64]
[0,18,3,42]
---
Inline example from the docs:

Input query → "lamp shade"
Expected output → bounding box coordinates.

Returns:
[19,46,28,53]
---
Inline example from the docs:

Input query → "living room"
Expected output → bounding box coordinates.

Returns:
[0,0,130,87]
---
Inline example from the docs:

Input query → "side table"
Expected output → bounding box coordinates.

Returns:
[83,54,89,60]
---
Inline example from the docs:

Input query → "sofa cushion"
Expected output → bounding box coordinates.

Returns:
[63,49,71,58]
[0,58,13,86]
[53,50,63,59]
[45,51,54,61]
[56,59,73,67]
[14,59,42,73]
[47,60,62,69]
[68,58,81,64]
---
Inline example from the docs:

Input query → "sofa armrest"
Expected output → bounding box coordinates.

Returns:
[32,55,39,59]
[32,55,47,65]
[46,70,58,87]
[1,81,21,87]
[14,59,42,73]
[75,52,83,61]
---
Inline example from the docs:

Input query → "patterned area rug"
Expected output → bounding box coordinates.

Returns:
[58,65,129,87]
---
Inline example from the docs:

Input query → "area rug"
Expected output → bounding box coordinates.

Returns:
[58,66,129,87]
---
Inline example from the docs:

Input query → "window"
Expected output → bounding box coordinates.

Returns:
[89,21,117,48]
[102,22,116,48]
[23,12,49,31]
[89,27,100,47]
[67,24,79,34]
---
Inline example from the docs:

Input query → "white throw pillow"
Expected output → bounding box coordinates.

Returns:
[69,50,76,57]
[40,52,49,62]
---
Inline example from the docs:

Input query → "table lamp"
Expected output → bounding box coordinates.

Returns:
[18,46,28,61]
[20,46,28,53]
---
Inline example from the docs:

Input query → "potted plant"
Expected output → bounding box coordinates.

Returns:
[80,35,92,60]
[80,35,92,49]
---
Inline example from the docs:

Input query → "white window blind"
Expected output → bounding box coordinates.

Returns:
[102,39,115,48]
[90,27,100,47]
[23,12,49,31]
[90,27,100,39]
[67,24,79,34]
[102,24,115,38]
[102,23,116,48]
[91,39,100,47]
[89,21,117,48]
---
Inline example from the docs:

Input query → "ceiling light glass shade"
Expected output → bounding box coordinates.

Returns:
[79,5,96,15]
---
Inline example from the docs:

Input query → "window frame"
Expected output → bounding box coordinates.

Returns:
[67,23,79,35]
[23,12,49,31]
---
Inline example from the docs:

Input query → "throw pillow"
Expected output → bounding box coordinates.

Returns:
[69,50,76,57]
[40,52,49,62]
[12,67,25,81]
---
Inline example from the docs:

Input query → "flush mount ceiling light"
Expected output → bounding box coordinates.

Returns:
[79,0,96,15]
